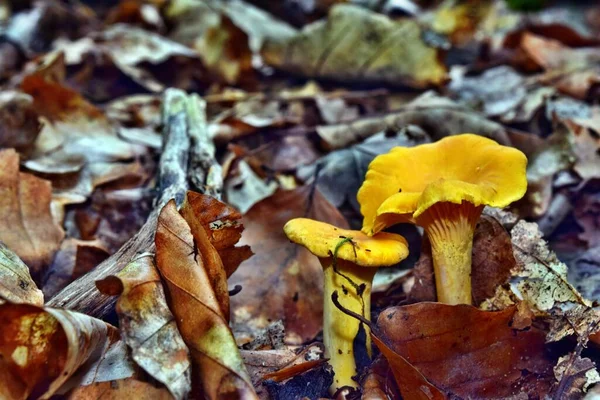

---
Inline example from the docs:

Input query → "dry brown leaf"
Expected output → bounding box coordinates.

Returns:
[181,191,252,278]
[66,378,174,400]
[0,303,117,399]
[261,4,447,87]
[155,200,258,400]
[315,92,509,149]
[552,353,600,399]
[20,74,147,208]
[0,149,64,279]
[0,242,43,305]
[0,91,40,151]
[375,303,553,399]
[43,238,109,299]
[230,186,348,344]
[96,254,191,400]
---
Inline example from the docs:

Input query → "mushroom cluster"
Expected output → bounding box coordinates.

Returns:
[358,134,528,304]
[283,133,527,393]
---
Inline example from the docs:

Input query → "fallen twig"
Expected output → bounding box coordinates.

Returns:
[47,89,221,317]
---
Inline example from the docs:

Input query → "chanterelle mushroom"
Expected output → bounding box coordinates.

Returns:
[284,218,408,393]
[358,134,527,305]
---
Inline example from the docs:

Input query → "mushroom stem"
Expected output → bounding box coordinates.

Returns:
[321,258,376,393]
[416,201,483,305]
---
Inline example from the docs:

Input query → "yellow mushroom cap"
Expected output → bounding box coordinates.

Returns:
[283,218,409,267]
[358,134,528,234]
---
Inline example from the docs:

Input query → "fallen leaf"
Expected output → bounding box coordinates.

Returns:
[261,4,447,87]
[482,220,595,342]
[225,159,278,214]
[66,378,173,400]
[375,303,553,399]
[0,303,117,399]
[0,149,64,279]
[520,123,576,217]
[230,186,348,344]
[314,92,510,149]
[0,242,43,305]
[567,247,600,302]
[55,23,200,94]
[20,74,147,208]
[0,91,40,151]
[552,353,600,399]
[96,254,191,400]
[298,128,431,212]
[43,238,109,299]
[181,191,252,278]
[155,200,257,400]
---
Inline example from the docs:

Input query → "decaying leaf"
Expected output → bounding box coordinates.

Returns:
[298,128,430,212]
[20,74,147,207]
[0,242,43,305]
[0,149,64,279]
[482,220,596,342]
[0,90,40,151]
[552,353,600,400]
[43,238,109,299]
[314,92,509,149]
[225,159,278,214]
[66,378,173,400]
[375,303,553,399]
[96,254,191,400]
[261,5,447,87]
[155,200,257,400]
[181,191,252,278]
[0,303,117,399]
[230,186,348,344]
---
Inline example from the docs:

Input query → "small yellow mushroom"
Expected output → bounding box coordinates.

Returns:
[358,134,527,305]
[283,218,408,393]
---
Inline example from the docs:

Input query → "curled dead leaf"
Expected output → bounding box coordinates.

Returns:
[0,303,117,399]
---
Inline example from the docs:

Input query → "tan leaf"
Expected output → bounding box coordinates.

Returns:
[0,303,117,399]
[155,200,257,400]
[66,379,174,400]
[20,74,147,208]
[230,186,348,344]
[261,5,446,87]
[0,242,43,305]
[0,149,64,279]
[43,238,109,299]
[96,254,191,400]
